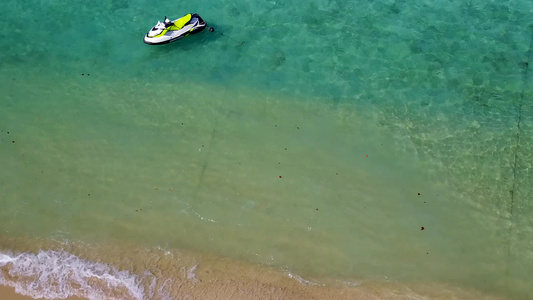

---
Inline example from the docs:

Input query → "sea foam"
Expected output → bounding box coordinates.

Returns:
[0,250,154,300]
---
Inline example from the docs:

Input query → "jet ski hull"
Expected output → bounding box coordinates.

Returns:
[144,13,206,45]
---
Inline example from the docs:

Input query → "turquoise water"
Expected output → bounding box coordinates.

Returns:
[1,0,532,299]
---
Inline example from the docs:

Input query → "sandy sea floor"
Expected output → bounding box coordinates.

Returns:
[1,63,532,299]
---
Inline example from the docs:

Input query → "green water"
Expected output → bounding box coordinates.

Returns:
[1,0,532,299]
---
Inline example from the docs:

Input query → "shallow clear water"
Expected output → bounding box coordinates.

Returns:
[0,0,532,299]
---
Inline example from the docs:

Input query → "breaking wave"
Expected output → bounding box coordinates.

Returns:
[0,250,160,300]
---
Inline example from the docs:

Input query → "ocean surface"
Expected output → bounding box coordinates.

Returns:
[0,0,532,299]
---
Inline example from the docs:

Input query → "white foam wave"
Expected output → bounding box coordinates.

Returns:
[186,264,199,283]
[0,250,151,300]
[339,280,361,287]
[286,271,323,286]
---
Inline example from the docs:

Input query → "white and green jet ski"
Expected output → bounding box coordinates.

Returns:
[143,13,207,45]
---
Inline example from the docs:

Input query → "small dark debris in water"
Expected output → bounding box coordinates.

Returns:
[12,140,15,143]
[272,50,286,68]
[426,252,429,254]
[7,132,10,134]
[88,194,90,196]
[279,175,282,178]
[424,201,426,203]
[365,154,368,158]
[297,126,300,129]
[409,41,423,54]
[336,172,338,175]
[87,74,90,76]
[278,162,281,164]
[284,148,287,150]
[316,208,318,211]
[202,144,204,147]
[181,123,184,125]
[275,124,277,127]
[421,227,425,230]
[418,193,421,195]
[82,74,84,76]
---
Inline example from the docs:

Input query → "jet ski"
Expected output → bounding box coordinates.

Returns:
[143,13,207,45]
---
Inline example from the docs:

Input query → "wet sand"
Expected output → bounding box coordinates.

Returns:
[2,276,510,300]
[0,286,86,300]
[0,242,511,300]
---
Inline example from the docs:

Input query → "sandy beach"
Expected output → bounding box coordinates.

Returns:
[1,277,510,300]
[0,286,86,300]
[0,242,511,300]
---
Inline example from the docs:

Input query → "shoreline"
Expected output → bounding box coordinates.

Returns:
[0,240,512,300]
[0,286,86,300]
[0,67,527,300]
